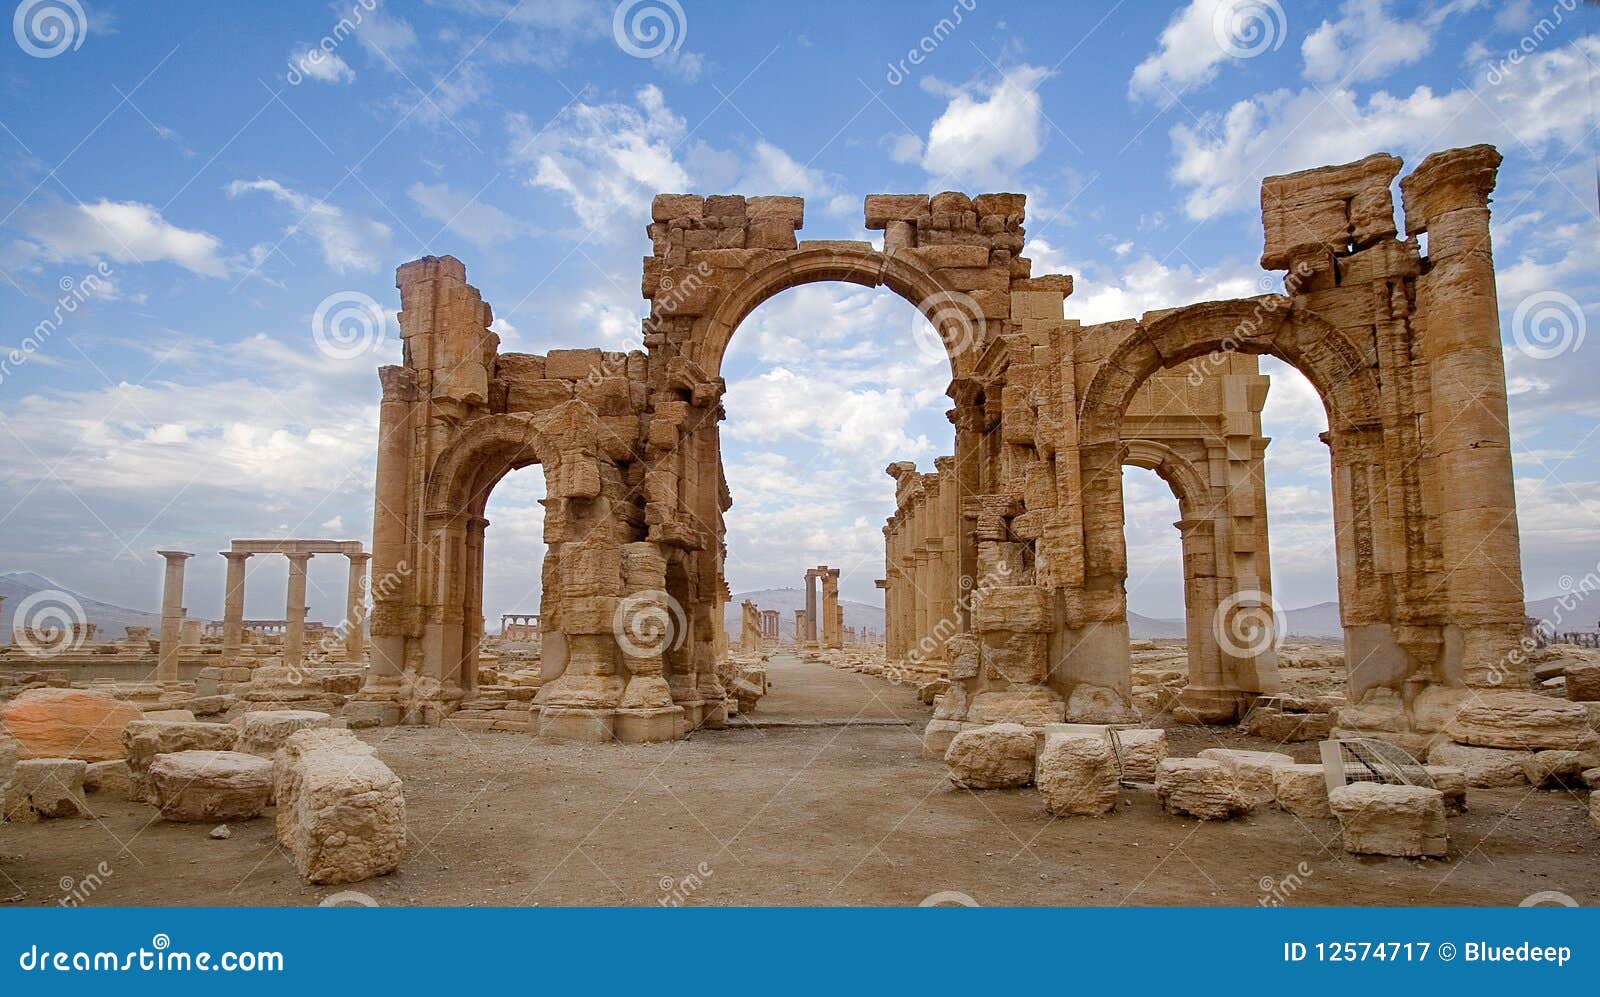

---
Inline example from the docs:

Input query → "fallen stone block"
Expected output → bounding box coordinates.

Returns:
[1036,734,1118,816]
[233,710,334,758]
[123,720,239,802]
[84,759,133,798]
[142,709,196,723]
[1565,662,1600,702]
[1424,765,1468,815]
[149,750,272,822]
[1328,783,1447,857]
[1,687,144,761]
[1273,763,1333,819]
[275,728,403,884]
[3,758,89,820]
[1156,758,1251,820]
[944,722,1036,789]
[1425,742,1531,788]
[1522,749,1599,789]
[1585,767,1600,789]
[1111,728,1168,783]
[1445,692,1599,751]
[1197,748,1294,806]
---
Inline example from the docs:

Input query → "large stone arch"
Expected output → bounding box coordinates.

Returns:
[692,243,979,380]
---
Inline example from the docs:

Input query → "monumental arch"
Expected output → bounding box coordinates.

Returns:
[354,144,1530,750]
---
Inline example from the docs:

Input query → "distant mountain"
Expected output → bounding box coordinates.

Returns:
[1128,601,1344,640]
[1128,611,1186,639]
[1526,595,1600,635]
[726,587,884,640]
[0,571,165,643]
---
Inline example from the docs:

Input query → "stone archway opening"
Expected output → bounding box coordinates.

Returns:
[479,462,549,687]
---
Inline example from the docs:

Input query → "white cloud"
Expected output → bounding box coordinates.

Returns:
[1128,0,1254,101]
[407,181,525,247]
[1037,238,1262,325]
[1168,36,1599,219]
[1301,0,1433,84]
[19,199,227,277]
[913,66,1051,186]
[508,84,691,238]
[290,45,355,84]
[226,178,392,274]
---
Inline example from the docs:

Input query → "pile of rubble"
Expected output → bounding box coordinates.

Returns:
[940,719,1599,857]
[1,686,405,885]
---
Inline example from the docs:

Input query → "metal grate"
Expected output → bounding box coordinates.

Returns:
[1318,737,1435,796]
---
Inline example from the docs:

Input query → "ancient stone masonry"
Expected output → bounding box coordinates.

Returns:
[356,146,1532,751]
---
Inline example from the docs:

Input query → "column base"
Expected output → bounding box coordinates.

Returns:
[674,699,706,736]
[535,706,616,743]
[345,699,403,728]
[613,706,685,744]
[701,699,728,729]
[1172,685,1249,725]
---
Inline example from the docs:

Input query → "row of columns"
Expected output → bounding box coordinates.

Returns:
[881,458,961,666]
[800,565,842,649]
[155,546,369,683]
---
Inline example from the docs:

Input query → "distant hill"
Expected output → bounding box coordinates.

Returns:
[1130,601,1342,640]
[726,587,884,640]
[1526,594,1600,634]
[1,571,165,643]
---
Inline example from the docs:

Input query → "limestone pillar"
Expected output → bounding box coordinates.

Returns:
[284,552,312,670]
[793,609,806,645]
[1400,145,1524,687]
[221,551,250,663]
[156,550,191,685]
[820,568,842,648]
[345,552,370,664]
[803,568,819,646]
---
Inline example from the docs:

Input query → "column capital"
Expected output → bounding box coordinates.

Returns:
[347,551,373,563]
[285,552,315,564]
[221,550,252,562]
[157,550,193,561]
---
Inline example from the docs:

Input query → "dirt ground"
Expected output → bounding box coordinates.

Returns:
[2,652,1596,907]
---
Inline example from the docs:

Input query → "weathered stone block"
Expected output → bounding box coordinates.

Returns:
[1272,763,1333,818]
[1036,734,1118,816]
[275,728,402,884]
[3,758,88,820]
[1065,684,1137,724]
[150,750,272,822]
[1426,742,1531,787]
[1,687,144,761]
[944,722,1035,789]
[84,759,133,798]
[123,720,239,802]
[1198,748,1294,806]
[1328,783,1448,858]
[234,710,335,758]
[1424,765,1468,814]
[1445,692,1598,751]
[864,194,929,227]
[1565,662,1600,702]
[1156,758,1250,820]
[1111,728,1168,783]
[1522,749,1599,789]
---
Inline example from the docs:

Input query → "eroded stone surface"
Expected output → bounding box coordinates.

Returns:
[149,750,272,822]
[275,728,403,884]
[1156,758,1250,820]
[1328,783,1448,858]
[234,710,333,758]
[1445,693,1599,751]
[3,758,89,820]
[123,720,240,802]
[1,688,144,762]
[1036,734,1118,816]
[1426,742,1531,788]
[944,723,1036,789]
[1273,763,1333,819]
[1197,748,1294,807]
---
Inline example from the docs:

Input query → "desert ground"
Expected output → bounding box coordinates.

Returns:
[3,650,1594,908]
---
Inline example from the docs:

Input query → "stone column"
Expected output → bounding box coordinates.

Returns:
[1400,145,1524,688]
[221,551,250,663]
[803,569,819,645]
[793,609,806,645]
[821,568,842,648]
[345,552,370,665]
[284,552,312,670]
[156,550,192,684]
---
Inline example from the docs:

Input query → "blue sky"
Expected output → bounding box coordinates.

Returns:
[0,0,1596,631]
